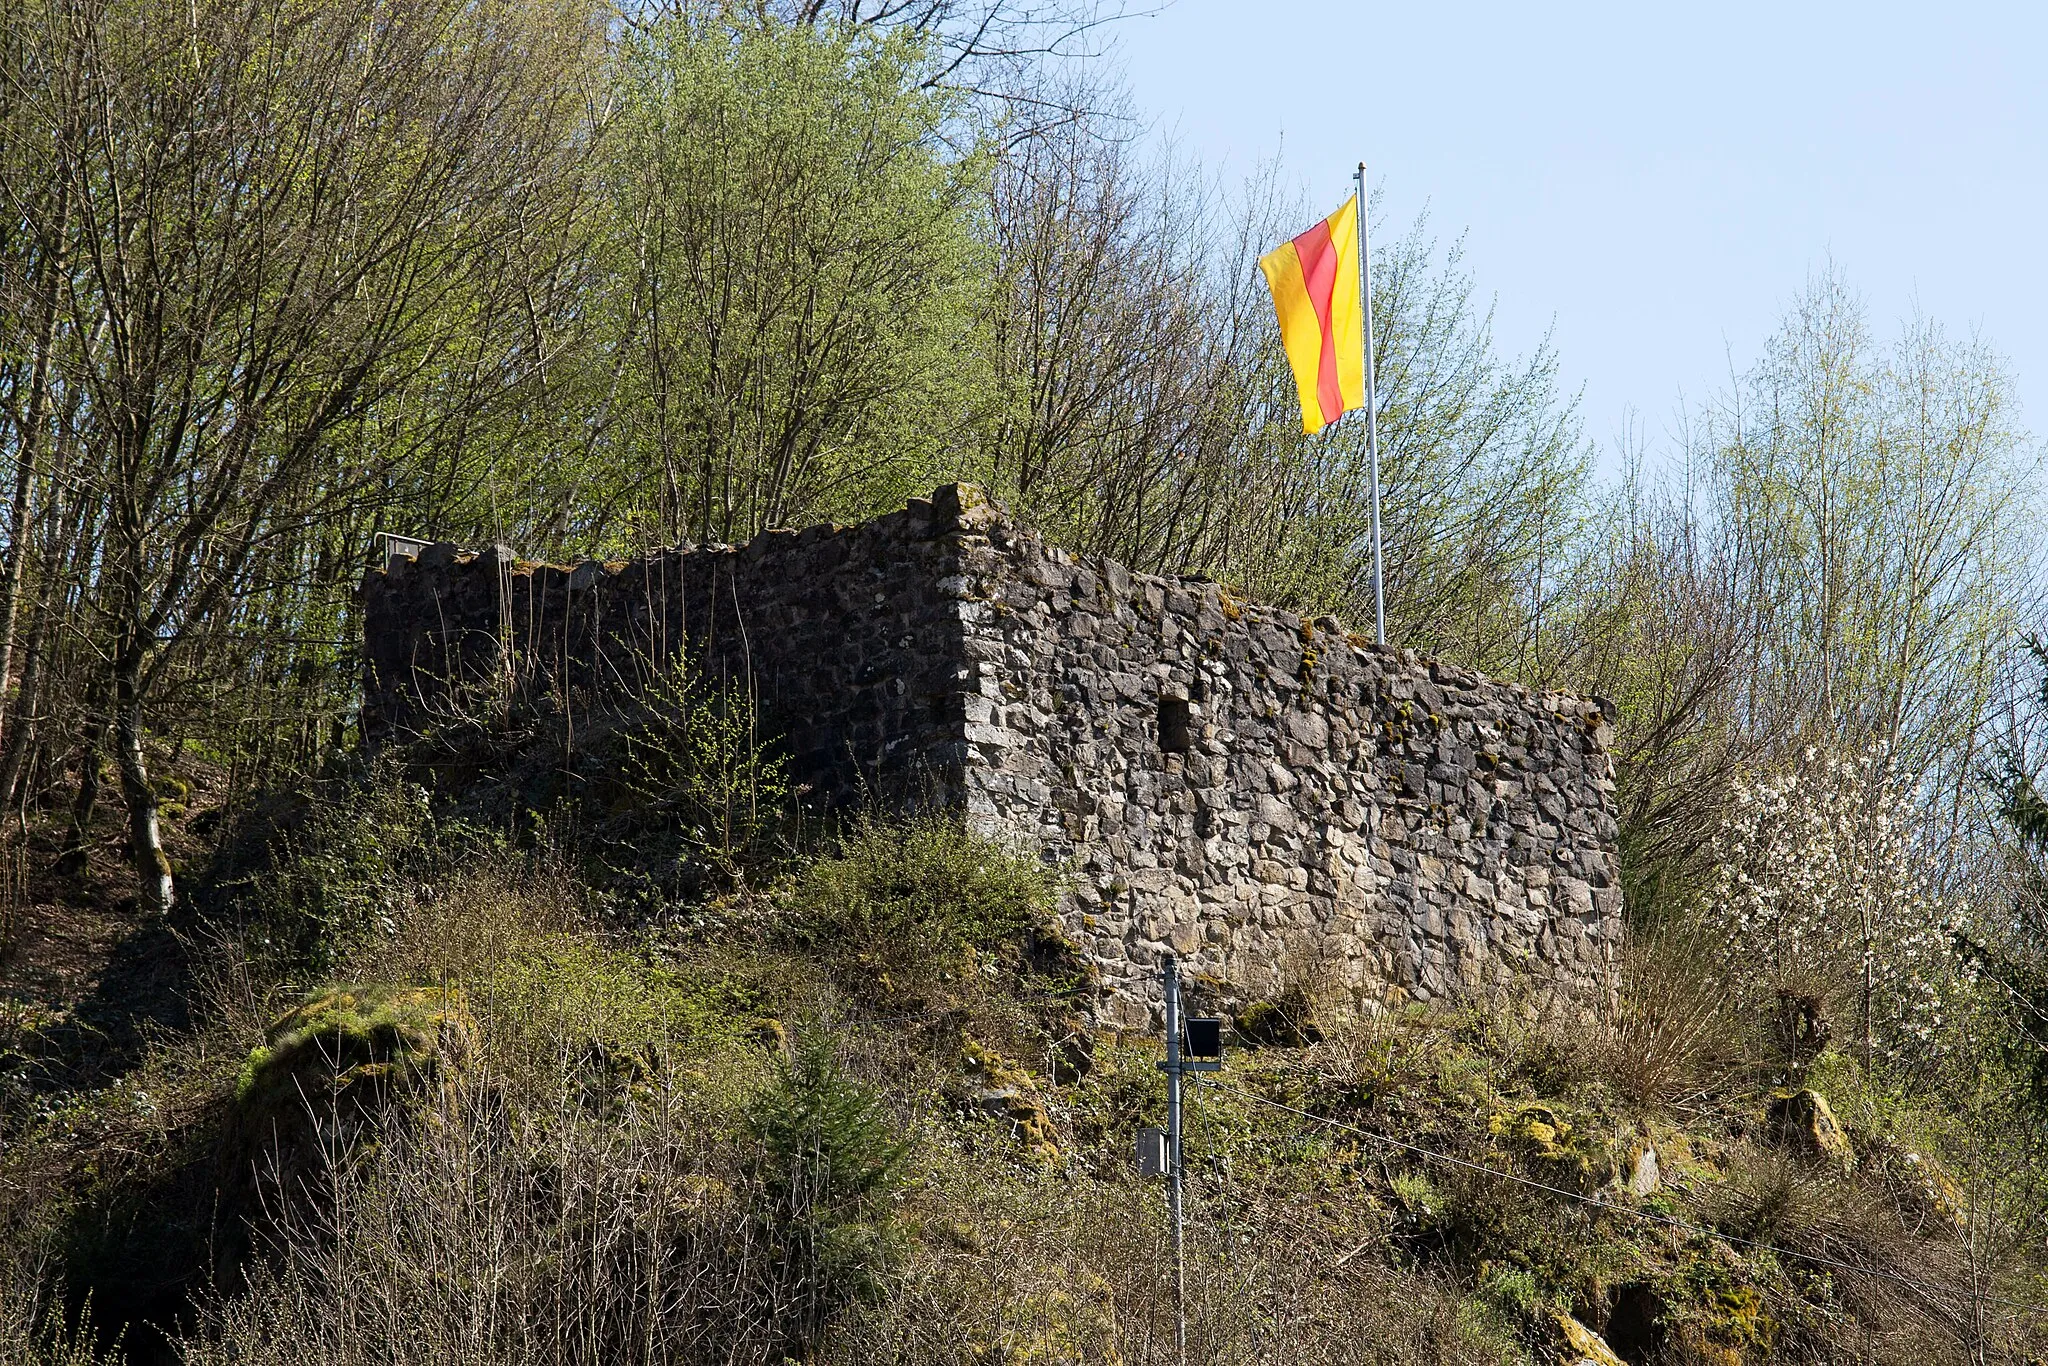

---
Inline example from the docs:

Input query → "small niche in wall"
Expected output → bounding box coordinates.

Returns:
[1159,695,1192,754]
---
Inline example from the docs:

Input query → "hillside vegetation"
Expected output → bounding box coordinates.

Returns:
[1,1,2046,1362]
[2,691,2046,1363]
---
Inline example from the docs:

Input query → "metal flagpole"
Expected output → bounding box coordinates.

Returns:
[1162,955,1186,1366]
[1356,162,1386,647]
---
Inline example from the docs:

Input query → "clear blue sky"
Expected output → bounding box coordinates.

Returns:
[1115,0,2047,455]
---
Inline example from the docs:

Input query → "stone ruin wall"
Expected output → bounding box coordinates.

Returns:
[944,498,1621,1026]
[362,485,1622,1024]
[361,498,975,811]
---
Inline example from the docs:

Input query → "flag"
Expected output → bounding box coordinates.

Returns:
[1259,194,1365,435]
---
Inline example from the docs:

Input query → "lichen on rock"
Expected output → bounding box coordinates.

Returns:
[1547,1310,1628,1366]
[1490,1103,1618,1193]
[959,1035,1058,1159]
[1762,1088,1854,1170]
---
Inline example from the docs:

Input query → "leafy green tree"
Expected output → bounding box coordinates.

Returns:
[1280,210,1590,672]
[1983,636,2048,1119]
[555,16,992,551]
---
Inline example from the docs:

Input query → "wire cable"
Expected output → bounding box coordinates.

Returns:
[628,979,2048,1318]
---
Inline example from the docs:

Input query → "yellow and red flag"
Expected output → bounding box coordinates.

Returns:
[1260,195,1366,435]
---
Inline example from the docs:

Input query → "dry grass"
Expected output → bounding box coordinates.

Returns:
[1600,919,1745,1114]
[182,1065,792,1366]
[353,859,589,989]
[9,808,2047,1366]
[846,1154,1526,1366]
[1705,1151,1994,1362]
[164,1004,1532,1366]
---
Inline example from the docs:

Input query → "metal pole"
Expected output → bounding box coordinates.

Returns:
[1163,954,1186,1365]
[1357,162,1386,647]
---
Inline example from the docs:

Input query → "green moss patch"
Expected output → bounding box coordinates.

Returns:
[235,983,472,1112]
[1488,1102,1618,1194]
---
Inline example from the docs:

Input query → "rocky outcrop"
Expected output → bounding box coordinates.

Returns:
[1622,1140,1662,1198]
[959,1036,1059,1160]
[222,984,473,1228]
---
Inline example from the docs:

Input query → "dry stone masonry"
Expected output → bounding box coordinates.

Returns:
[363,485,1622,1024]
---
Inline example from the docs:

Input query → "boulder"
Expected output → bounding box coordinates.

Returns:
[748,1016,789,1054]
[976,1089,1060,1161]
[1491,1103,1617,1193]
[222,984,474,1237]
[1233,990,1324,1047]
[234,984,471,1116]
[1622,1141,1661,1198]
[577,1038,656,1113]
[1763,1088,1854,1170]
[960,1036,1058,1159]
[1547,1311,1628,1366]
[1865,1135,1965,1231]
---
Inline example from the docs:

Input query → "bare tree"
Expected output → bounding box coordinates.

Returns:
[973,112,1589,674]
[0,0,597,909]
[1558,270,2043,911]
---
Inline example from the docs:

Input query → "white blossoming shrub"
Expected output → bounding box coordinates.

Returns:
[1697,744,1974,1074]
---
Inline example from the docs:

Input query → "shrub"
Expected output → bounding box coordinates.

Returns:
[180,1053,791,1366]
[0,1261,100,1366]
[343,851,586,990]
[615,655,793,881]
[781,816,1058,987]
[1602,917,1743,1112]
[1696,745,1975,1079]
[214,760,510,975]
[750,1028,910,1351]
[1235,991,1324,1048]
